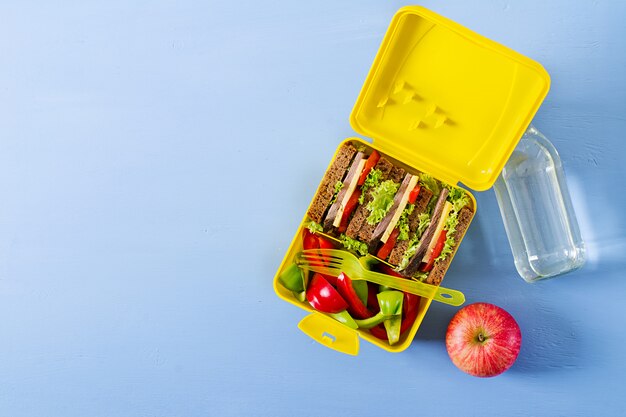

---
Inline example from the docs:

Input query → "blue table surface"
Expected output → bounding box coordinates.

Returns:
[1,1,625,416]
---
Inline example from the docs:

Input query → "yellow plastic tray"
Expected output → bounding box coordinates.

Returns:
[274,6,550,355]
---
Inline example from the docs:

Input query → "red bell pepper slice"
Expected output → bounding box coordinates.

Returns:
[337,189,362,233]
[400,293,420,334]
[336,272,373,319]
[407,185,421,204]
[421,230,447,272]
[376,227,399,260]
[366,282,380,314]
[369,324,388,340]
[357,150,381,186]
[306,273,348,314]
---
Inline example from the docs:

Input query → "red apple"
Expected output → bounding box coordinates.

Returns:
[446,302,521,377]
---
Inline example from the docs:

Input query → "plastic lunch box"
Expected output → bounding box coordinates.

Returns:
[273,6,551,355]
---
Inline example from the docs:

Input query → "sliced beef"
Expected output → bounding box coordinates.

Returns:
[307,143,358,224]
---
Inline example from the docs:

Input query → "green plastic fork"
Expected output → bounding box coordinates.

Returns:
[295,249,465,306]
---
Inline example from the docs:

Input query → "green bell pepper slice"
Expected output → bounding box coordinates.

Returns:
[278,263,307,301]
[354,290,403,329]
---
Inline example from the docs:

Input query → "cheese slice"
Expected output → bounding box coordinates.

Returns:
[333,159,366,228]
[380,175,419,243]
[422,201,452,263]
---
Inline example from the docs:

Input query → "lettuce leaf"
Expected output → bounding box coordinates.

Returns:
[412,272,429,282]
[330,181,343,205]
[366,180,400,225]
[306,221,323,234]
[396,204,415,241]
[340,234,369,256]
[358,168,382,204]
[398,212,431,270]
[419,173,440,196]
[446,186,469,213]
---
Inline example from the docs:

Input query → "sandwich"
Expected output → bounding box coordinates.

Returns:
[306,142,474,285]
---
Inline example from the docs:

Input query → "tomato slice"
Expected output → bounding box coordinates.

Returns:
[337,189,362,233]
[407,185,421,204]
[376,228,399,260]
[357,150,381,186]
[421,230,447,272]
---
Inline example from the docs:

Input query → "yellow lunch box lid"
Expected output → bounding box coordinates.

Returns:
[350,6,551,191]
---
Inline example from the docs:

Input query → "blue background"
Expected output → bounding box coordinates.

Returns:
[1,1,625,416]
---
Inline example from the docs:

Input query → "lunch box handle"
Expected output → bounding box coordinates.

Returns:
[298,313,360,356]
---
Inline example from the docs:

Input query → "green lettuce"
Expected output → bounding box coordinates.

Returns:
[446,186,470,213]
[433,186,469,263]
[306,221,323,234]
[398,212,431,270]
[340,234,369,256]
[412,272,429,282]
[358,168,382,204]
[366,180,399,225]
[396,204,415,241]
[330,181,343,205]
[419,173,440,196]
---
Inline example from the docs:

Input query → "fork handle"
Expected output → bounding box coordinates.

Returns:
[361,269,465,306]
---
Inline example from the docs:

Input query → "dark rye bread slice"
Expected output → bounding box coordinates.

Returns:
[357,165,407,245]
[307,143,358,224]
[344,157,394,239]
[323,152,365,230]
[388,166,406,183]
[387,187,434,265]
[425,206,474,285]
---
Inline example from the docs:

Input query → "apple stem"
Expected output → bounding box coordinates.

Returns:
[478,333,485,343]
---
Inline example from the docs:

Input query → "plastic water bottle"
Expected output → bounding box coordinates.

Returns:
[494,125,585,282]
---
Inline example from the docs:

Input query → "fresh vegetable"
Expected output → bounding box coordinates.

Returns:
[446,303,522,377]
[337,189,362,233]
[380,291,404,344]
[339,234,369,256]
[400,293,420,334]
[354,290,403,332]
[377,228,399,259]
[329,181,343,205]
[396,203,414,241]
[366,180,400,225]
[407,185,421,204]
[358,150,381,185]
[329,310,358,329]
[358,168,383,204]
[336,272,373,319]
[419,173,440,196]
[398,212,431,270]
[306,221,323,234]
[376,264,421,335]
[278,263,307,302]
[421,230,447,272]
[306,273,348,314]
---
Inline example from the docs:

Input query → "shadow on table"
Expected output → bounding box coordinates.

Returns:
[412,205,583,374]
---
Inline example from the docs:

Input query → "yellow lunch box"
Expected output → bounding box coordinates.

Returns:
[273,5,550,355]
